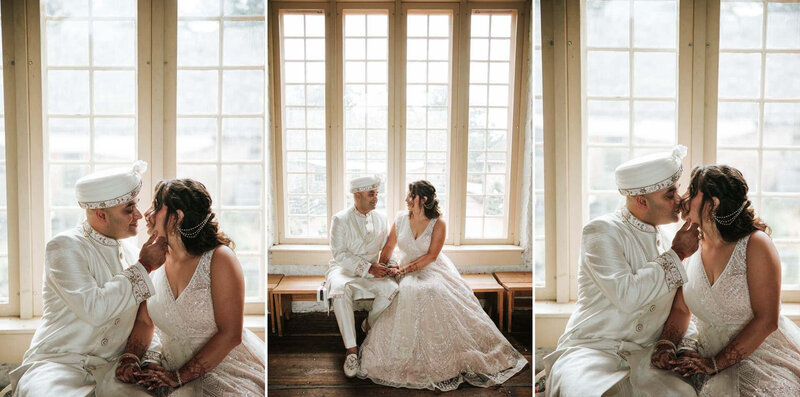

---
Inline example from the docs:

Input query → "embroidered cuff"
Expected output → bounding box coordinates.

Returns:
[354,260,370,277]
[142,350,162,365]
[122,262,155,304]
[654,250,687,290]
[677,338,700,353]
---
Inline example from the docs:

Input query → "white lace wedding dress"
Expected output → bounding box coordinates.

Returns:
[147,248,266,396]
[357,212,528,391]
[683,235,800,395]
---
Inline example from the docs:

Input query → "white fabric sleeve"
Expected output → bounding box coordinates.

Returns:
[330,215,371,277]
[678,315,701,353]
[581,226,687,314]
[45,236,155,327]
[142,333,162,365]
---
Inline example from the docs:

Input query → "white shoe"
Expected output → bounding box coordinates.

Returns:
[361,319,370,333]
[343,353,359,378]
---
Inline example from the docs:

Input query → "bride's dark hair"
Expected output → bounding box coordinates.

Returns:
[686,165,769,243]
[152,178,234,255]
[408,180,441,219]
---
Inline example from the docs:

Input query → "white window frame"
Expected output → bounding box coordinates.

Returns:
[535,0,800,304]
[269,0,531,266]
[0,0,266,318]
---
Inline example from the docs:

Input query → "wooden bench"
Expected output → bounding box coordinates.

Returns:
[267,274,284,334]
[494,272,532,332]
[461,274,505,331]
[273,274,506,336]
[271,275,325,336]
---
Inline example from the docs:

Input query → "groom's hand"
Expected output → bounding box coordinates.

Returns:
[368,263,391,278]
[672,221,700,258]
[139,231,168,271]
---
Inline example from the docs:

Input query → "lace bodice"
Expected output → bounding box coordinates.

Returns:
[682,235,800,396]
[395,211,437,265]
[684,235,753,343]
[148,249,218,367]
[147,248,265,395]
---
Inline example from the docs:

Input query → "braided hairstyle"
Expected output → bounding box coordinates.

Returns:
[152,179,234,255]
[686,165,769,243]
[408,180,441,219]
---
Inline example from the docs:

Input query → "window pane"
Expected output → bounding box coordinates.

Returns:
[343,12,389,216]
[407,12,452,231]
[717,0,800,288]
[583,0,678,223]
[42,0,138,254]
[280,12,327,239]
[177,0,266,301]
[467,12,515,240]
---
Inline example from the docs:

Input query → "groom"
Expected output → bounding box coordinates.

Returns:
[325,175,399,378]
[10,161,167,396]
[544,146,700,396]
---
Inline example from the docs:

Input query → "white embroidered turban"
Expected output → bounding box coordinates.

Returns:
[615,145,687,196]
[350,175,381,193]
[76,160,148,209]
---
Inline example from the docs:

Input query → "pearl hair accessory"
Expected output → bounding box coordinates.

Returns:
[712,201,747,226]
[178,213,213,238]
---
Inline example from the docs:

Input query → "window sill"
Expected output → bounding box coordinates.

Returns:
[0,315,265,335]
[535,301,800,320]
[0,315,264,363]
[270,244,524,266]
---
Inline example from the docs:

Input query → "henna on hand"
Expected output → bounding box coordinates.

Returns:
[178,355,212,385]
[124,336,149,359]
[659,323,685,345]
[715,340,748,372]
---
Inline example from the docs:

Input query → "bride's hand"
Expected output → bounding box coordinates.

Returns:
[135,367,180,390]
[650,346,677,369]
[399,260,421,274]
[115,360,140,383]
[669,356,716,376]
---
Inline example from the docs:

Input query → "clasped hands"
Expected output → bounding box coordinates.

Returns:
[651,345,716,377]
[116,358,180,391]
[368,259,423,278]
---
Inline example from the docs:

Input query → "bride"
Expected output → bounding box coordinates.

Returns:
[115,179,265,395]
[357,180,527,391]
[650,165,800,395]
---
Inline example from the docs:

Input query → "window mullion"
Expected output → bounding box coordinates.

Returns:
[451,2,469,246]
[329,7,343,222]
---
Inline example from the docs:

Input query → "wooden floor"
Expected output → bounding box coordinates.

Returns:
[268,311,533,396]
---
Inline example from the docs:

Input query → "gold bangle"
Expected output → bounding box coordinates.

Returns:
[654,339,677,351]
[118,353,140,365]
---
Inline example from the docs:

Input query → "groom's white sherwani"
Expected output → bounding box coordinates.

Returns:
[10,221,158,396]
[326,207,398,348]
[544,207,696,396]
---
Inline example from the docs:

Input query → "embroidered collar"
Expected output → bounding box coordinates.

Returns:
[352,206,372,219]
[351,206,375,237]
[82,220,120,247]
[621,207,657,234]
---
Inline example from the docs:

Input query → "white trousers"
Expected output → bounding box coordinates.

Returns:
[332,282,393,349]
[14,359,151,397]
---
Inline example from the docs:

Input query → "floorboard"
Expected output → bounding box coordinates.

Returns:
[268,311,532,396]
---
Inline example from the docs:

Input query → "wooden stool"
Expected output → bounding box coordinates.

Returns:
[494,272,532,332]
[272,275,325,336]
[462,274,505,331]
[267,274,284,334]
